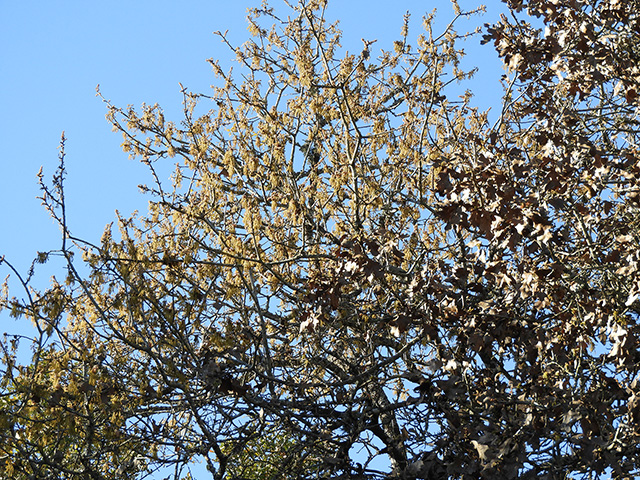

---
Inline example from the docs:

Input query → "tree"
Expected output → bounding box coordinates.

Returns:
[2,0,640,478]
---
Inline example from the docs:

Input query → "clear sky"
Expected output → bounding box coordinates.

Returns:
[0,0,507,476]
[0,0,508,275]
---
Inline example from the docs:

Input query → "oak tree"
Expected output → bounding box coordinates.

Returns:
[2,0,640,478]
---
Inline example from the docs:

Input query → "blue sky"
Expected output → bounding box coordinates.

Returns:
[1,0,508,476]
[1,0,508,277]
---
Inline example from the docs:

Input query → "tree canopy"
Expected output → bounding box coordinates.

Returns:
[2,0,640,478]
